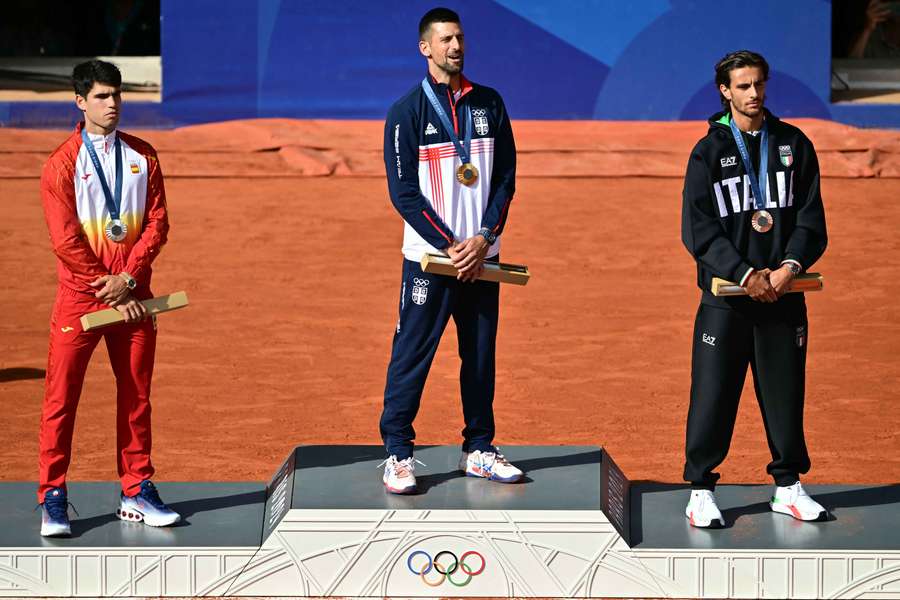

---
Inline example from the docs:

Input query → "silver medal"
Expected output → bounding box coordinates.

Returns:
[105,219,127,242]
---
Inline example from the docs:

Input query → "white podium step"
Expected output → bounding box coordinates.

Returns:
[0,445,897,598]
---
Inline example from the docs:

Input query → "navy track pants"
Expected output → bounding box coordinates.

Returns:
[380,258,499,460]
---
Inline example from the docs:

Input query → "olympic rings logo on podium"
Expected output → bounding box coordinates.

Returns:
[406,549,486,587]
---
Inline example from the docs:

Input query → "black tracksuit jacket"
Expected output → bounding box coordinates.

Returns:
[681,109,828,306]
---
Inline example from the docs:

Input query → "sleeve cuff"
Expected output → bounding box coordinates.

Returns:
[738,267,755,287]
[781,258,803,271]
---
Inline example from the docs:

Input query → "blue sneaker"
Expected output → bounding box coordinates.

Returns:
[116,480,181,527]
[40,488,72,537]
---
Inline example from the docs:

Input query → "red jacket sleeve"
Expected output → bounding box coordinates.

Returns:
[40,154,108,285]
[124,150,169,285]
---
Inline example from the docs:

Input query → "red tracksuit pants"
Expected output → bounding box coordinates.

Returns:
[38,286,156,502]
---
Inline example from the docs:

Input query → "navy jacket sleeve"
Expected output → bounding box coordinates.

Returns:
[782,134,827,270]
[384,102,456,249]
[480,94,516,234]
[681,148,754,282]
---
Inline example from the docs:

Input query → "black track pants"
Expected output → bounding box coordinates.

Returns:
[683,296,811,489]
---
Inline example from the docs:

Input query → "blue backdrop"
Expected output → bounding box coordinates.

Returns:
[2,1,897,127]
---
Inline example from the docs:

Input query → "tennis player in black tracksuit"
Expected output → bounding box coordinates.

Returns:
[681,51,828,527]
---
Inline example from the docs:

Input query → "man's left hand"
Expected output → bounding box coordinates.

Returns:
[769,264,796,297]
[450,235,489,283]
[90,274,130,306]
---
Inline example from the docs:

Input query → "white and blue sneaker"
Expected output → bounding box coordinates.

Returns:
[459,448,524,483]
[40,487,73,537]
[117,480,181,527]
[381,455,419,494]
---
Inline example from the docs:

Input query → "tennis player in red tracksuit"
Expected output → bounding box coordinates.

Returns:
[37,60,179,537]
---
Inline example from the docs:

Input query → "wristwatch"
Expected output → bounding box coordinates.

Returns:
[119,272,137,290]
[784,262,801,276]
[477,227,497,245]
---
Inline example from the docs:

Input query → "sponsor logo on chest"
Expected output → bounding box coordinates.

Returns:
[425,122,439,136]
[720,155,737,168]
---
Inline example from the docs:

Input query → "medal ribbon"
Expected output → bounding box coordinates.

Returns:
[81,127,123,220]
[421,79,472,165]
[728,115,768,210]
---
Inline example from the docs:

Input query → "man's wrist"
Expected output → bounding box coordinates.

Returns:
[477,227,496,245]
[119,272,137,290]
[780,261,801,277]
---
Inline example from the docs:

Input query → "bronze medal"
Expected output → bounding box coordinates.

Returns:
[456,163,478,186]
[105,219,127,242]
[751,210,774,233]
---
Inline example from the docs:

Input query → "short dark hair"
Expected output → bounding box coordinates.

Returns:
[714,50,769,107]
[419,7,460,40]
[72,59,121,98]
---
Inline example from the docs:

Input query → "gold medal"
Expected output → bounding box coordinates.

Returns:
[456,163,478,186]
[751,210,774,233]
[105,219,127,242]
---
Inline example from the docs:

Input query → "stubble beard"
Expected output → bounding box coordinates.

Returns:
[735,96,764,121]
[439,55,464,76]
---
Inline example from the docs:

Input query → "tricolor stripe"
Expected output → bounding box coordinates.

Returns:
[739,267,755,287]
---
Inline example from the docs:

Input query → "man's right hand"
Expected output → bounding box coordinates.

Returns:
[115,295,148,323]
[743,269,777,303]
[91,274,130,306]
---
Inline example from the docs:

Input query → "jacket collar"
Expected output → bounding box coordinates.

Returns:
[425,72,474,101]
[709,107,779,131]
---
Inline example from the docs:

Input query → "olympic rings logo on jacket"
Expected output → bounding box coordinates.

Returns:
[406,549,486,587]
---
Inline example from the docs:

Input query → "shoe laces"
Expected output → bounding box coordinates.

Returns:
[692,490,715,509]
[475,447,510,468]
[37,491,78,520]
[136,481,167,510]
[783,481,808,501]
[378,455,425,477]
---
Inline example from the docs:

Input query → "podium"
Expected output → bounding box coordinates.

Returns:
[0,445,897,598]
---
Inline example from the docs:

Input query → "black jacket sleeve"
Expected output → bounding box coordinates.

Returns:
[783,134,827,269]
[681,148,754,282]
[480,94,516,235]
[384,102,456,249]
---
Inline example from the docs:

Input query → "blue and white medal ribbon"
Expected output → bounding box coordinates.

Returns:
[421,79,478,185]
[728,115,773,232]
[81,127,126,242]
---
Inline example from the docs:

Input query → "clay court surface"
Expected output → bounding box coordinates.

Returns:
[1,119,898,486]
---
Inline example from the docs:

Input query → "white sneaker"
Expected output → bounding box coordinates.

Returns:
[685,489,724,528]
[381,455,418,494]
[116,481,181,527]
[459,448,524,483]
[770,482,828,521]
